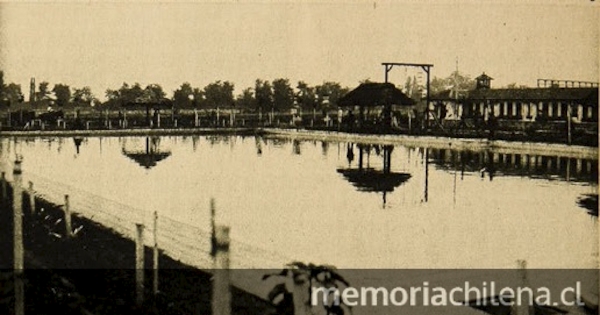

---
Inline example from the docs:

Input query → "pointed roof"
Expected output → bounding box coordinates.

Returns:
[122,149,171,169]
[476,73,493,81]
[337,168,411,192]
[338,82,415,107]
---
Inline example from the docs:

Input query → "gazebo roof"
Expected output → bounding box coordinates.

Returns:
[336,168,411,193]
[338,82,415,107]
[122,150,172,169]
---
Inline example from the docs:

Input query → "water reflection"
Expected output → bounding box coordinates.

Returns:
[1,135,597,269]
[292,139,301,155]
[428,148,598,183]
[338,144,411,208]
[73,137,83,155]
[321,141,329,156]
[577,194,598,217]
[121,137,172,169]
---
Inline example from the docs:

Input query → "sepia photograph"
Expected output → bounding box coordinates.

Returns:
[0,0,598,314]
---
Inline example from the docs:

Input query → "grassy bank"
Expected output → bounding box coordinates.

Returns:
[0,184,275,315]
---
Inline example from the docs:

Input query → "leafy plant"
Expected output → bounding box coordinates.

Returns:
[263,262,351,315]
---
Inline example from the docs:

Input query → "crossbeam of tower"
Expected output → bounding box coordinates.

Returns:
[381,62,434,126]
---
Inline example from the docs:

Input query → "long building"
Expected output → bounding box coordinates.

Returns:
[430,73,598,124]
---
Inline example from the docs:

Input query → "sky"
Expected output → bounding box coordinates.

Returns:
[0,0,598,101]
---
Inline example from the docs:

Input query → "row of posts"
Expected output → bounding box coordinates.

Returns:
[3,160,232,315]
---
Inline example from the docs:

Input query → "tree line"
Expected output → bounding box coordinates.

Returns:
[100,79,351,113]
[1,70,493,111]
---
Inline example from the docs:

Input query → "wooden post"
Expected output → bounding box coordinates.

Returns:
[135,223,145,307]
[28,181,35,215]
[423,148,429,202]
[13,158,25,315]
[211,225,231,315]
[64,195,72,237]
[194,109,199,127]
[152,211,159,296]
[13,159,24,272]
[210,198,216,257]
[1,172,6,202]
[512,260,530,315]
[567,103,572,145]
[566,158,571,182]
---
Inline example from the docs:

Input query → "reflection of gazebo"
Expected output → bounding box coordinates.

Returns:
[337,144,411,207]
[122,137,172,169]
[338,83,415,127]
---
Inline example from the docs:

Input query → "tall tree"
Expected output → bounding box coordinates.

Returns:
[447,71,476,99]
[143,84,166,103]
[272,78,294,111]
[36,81,50,100]
[118,82,144,104]
[428,77,447,96]
[315,81,348,110]
[173,82,194,108]
[254,79,273,112]
[427,71,476,99]
[296,81,316,111]
[203,81,234,108]
[3,83,24,104]
[235,87,255,109]
[52,84,71,106]
[72,86,95,106]
[0,71,4,93]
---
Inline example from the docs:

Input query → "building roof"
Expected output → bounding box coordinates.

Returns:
[431,87,598,105]
[338,82,415,107]
[475,73,493,81]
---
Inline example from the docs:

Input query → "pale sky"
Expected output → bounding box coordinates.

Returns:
[0,0,598,100]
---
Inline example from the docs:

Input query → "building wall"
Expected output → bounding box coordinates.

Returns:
[435,99,597,123]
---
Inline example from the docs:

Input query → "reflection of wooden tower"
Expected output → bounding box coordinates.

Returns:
[29,78,36,102]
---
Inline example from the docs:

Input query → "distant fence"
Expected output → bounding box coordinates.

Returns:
[21,171,290,268]
[0,158,293,314]
[1,108,597,146]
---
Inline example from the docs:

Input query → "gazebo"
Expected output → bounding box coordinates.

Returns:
[338,82,415,128]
